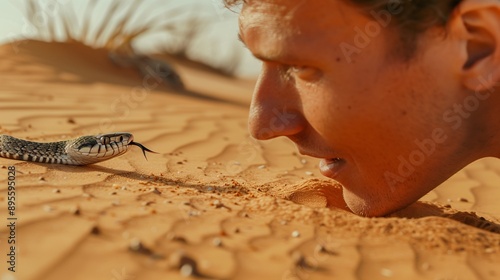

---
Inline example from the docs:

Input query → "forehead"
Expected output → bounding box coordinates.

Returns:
[243,1,356,35]
[239,0,364,62]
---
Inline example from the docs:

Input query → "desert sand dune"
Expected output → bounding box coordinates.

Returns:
[0,41,499,280]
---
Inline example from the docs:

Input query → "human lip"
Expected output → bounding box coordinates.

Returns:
[319,158,346,179]
[297,148,330,159]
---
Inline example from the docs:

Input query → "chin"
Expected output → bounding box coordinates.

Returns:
[342,189,409,217]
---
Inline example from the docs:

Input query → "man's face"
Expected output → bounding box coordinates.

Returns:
[240,0,483,216]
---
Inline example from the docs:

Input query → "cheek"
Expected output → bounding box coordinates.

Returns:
[298,79,390,143]
[300,67,445,154]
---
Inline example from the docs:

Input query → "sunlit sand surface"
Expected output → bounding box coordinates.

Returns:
[0,40,499,280]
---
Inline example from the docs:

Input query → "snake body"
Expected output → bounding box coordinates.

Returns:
[0,132,155,165]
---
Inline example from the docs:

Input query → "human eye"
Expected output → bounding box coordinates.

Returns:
[288,65,321,81]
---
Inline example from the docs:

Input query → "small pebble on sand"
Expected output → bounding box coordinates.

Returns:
[169,251,199,277]
[70,206,80,215]
[213,200,223,208]
[90,226,100,235]
[152,188,162,195]
[188,210,200,217]
[141,201,154,206]
[129,238,143,251]
[128,238,154,255]
[180,264,194,277]
[212,237,222,247]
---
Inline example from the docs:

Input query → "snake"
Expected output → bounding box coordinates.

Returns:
[0,132,156,165]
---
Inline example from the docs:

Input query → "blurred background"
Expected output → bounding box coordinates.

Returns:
[0,0,260,78]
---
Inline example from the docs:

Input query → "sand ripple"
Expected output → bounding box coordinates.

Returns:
[0,41,499,280]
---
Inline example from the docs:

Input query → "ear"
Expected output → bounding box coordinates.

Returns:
[450,0,500,92]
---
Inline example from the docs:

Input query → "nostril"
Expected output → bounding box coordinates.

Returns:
[249,65,304,140]
[248,105,305,140]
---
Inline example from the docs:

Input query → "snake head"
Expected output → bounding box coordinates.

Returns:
[67,132,156,165]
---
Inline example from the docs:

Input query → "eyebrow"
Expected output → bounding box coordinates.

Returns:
[238,33,267,61]
[238,33,300,64]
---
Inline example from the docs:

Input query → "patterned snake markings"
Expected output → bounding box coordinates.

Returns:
[0,132,157,165]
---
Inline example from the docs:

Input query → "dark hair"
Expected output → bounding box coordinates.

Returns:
[351,0,463,56]
[225,0,463,59]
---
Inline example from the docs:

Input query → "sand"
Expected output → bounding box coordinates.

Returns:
[0,40,499,280]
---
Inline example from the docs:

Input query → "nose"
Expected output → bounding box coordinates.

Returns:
[248,65,306,140]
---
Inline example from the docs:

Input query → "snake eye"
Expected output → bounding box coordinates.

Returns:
[119,136,124,142]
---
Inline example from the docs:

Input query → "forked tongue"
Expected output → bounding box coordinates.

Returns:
[130,141,158,160]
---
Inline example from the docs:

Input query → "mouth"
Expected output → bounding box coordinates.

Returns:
[295,147,347,179]
[319,158,346,179]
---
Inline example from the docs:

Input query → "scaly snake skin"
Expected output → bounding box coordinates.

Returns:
[0,132,155,165]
